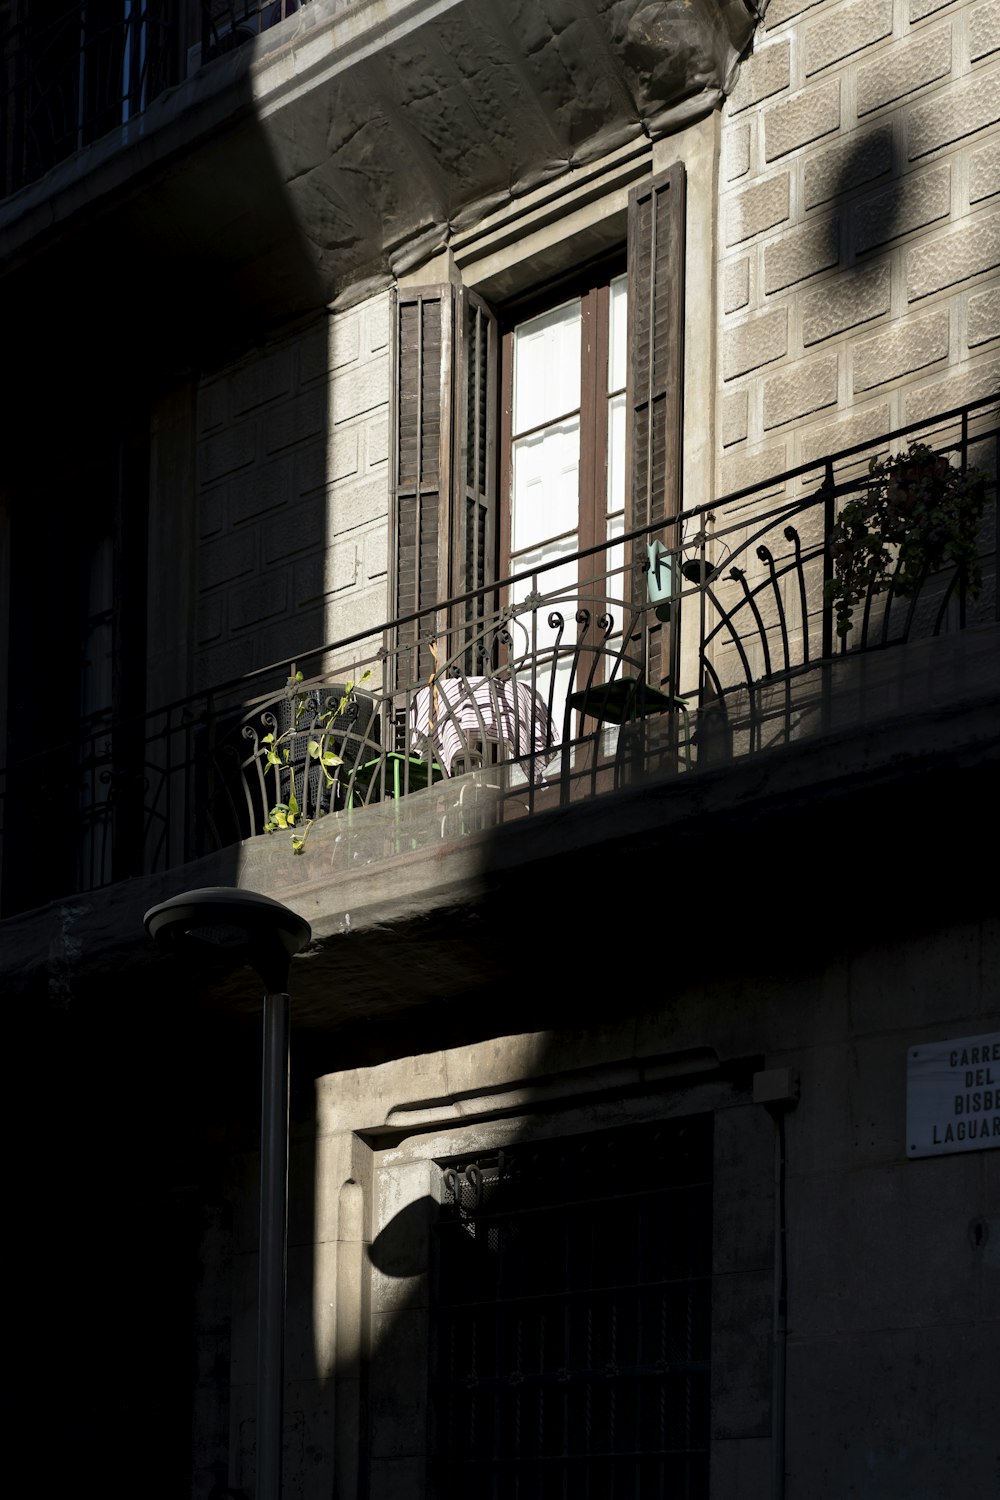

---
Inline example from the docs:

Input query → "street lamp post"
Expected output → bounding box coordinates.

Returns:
[144,888,312,1500]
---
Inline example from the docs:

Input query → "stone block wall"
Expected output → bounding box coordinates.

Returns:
[303,901,1000,1500]
[719,0,1000,496]
[194,294,391,690]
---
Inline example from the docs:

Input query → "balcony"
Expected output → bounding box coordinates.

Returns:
[2,396,996,929]
[0,2,311,199]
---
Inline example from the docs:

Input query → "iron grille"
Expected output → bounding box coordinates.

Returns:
[431,1116,713,1499]
[1,2,179,197]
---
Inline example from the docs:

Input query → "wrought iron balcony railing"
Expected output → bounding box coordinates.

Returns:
[0,396,996,910]
[0,2,309,200]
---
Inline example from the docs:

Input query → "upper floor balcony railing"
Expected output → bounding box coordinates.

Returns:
[0,1,308,200]
[0,396,996,912]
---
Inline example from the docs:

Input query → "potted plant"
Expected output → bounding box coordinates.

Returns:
[825,441,988,638]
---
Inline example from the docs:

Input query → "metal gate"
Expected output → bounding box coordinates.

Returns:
[431,1115,713,1499]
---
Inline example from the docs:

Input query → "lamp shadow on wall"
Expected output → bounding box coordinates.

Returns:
[818,121,930,419]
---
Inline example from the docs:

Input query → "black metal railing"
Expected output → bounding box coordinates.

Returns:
[201,1,306,61]
[683,394,998,760]
[0,2,309,199]
[0,396,996,908]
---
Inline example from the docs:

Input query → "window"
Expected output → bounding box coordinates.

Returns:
[500,262,627,583]
[391,162,685,693]
[498,263,628,721]
[429,1115,713,1499]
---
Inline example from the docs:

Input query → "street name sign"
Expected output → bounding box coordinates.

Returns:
[906,1031,1000,1158]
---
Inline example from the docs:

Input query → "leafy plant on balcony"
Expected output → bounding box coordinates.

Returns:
[260,670,372,853]
[825,442,987,638]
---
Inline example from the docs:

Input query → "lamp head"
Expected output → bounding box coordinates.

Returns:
[144,887,311,993]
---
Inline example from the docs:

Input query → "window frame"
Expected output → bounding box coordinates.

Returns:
[497,251,627,580]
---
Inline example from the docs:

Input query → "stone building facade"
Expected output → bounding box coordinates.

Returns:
[0,2,996,1498]
[194,297,392,688]
[719,0,1000,482]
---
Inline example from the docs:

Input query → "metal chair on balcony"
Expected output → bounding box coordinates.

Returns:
[409,673,556,783]
[271,681,381,815]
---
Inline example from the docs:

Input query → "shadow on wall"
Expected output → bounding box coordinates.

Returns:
[2,22,333,1500]
[335,736,1000,1498]
[805,121,926,413]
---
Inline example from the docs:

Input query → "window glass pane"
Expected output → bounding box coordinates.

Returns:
[608,273,627,394]
[510,534,579,617]
[606,391,626,517]
[512,416,580,555]
[510,536,579,740]
[605,510,627,618]
[513,298,581,433]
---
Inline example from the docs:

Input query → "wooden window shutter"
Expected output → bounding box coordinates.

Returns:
[393,285,498,685]
[451,288,498,672]
[627,161,686,686]
[627,161,686,532]
[392,286,454,686]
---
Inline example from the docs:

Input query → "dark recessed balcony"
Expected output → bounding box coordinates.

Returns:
[0,1,308,200]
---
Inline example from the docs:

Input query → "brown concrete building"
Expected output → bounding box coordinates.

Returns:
[0,2,997,1497]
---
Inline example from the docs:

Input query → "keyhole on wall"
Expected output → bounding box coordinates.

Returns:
[968,1217,989,1249]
